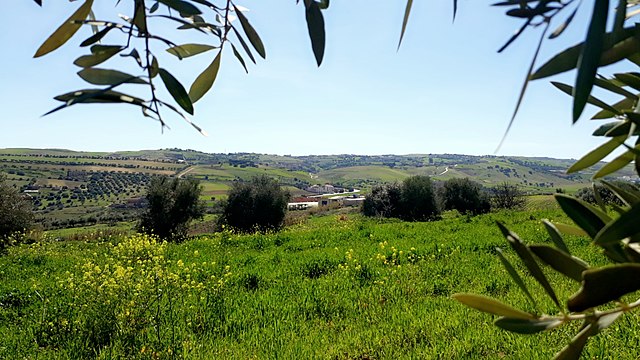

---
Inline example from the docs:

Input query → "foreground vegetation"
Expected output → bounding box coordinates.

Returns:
[2,209,639,359]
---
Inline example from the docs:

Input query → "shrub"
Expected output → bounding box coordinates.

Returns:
[362,176,440,221]
[490,182,525,210]
[220,175,289,232]
[398,175,440,221]
[439,178,491,215]
[138,176,204,241]
[361,182,402,218]
[0,175,34,252]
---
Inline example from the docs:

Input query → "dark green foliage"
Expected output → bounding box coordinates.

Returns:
[0,175,34,252]
[574,182,637,206]
[221,175,289,233]
[362,175,440,221]
[399,175,440,221]
[138,176,204,241]
[361,182,402,218]
[439,178,491,215]
[491,182,526,210]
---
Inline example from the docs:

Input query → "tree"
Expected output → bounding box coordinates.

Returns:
[138,176,204,241]
[490,182,526,210]
[439,178,491,215]
[362,176,440,221]
[361,182,402,218]
[398,175,440,221]
[220,175,289,232]
[0,175,34,252]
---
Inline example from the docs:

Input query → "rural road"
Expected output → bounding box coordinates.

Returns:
[176,166,196,178]
[438,167,449,176]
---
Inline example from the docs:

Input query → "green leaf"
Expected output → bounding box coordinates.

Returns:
[553,324,593,360]
[133,0,147,33]
[601,179,640,206]
[73,46,123,67]
[592,182,607,212]
[593,77,638,100]
[552,81,620,115]
[150,56,159,78]
[603,121,632,137]
[568,264,640,312]
[77,68,147,85]
[234,6,266,59]
[594,150,635,178]
[189,52,221,103]
[542,219,571,254]
[166,43,217,59]
[614,72,640,91]
[157,0,201,16]
[398,0,413,50]
[305,0,326,66]
[529,244,588,282]
[549,6,578,39]
[231,43,248,73]
[592,121,624,136]
[451,293,535,320]
[158,68,193,115]
[46,88,149,116]
[531,27,636,81]
[34,0,94,57]
[592,97,635,119]
[494,317,563,334]
[496,247,537,308]
[595,203,640,244]
[497,222,561,309]
[232,26,256,64]
[53,89,145,105]
[613,0,628,42]
[567,136,625,173]
[554,222,588,237]
[554,194,609,239]
[79,25,114,47]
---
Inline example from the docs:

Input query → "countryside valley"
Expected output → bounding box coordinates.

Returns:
[2,147,635,231]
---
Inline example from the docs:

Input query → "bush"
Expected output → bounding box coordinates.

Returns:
[362,176,440,221]
[490,182,525,210]
[574,182,637,206]
[138,176,204,241]
[439,178,491,215]
[361,182,402,218]
[0,175,34,252]
[220,175,289,232]
[399,175,440,221]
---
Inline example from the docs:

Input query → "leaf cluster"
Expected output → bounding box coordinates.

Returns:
[32,0,331,132]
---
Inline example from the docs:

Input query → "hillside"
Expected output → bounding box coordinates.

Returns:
[1,148,637,229]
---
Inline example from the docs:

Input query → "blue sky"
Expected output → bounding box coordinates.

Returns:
[0,1,627,159]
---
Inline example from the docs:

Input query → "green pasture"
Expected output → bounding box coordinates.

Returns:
[1,209,638,359]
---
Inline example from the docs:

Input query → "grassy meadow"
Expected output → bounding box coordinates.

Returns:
[2,207,639,359]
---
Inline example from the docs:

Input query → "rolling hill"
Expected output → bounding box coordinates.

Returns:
[1,148,637,229]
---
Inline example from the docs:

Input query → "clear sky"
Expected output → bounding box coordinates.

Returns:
[0,1,626,159]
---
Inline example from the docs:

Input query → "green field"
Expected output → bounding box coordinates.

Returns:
[1,209,638,359]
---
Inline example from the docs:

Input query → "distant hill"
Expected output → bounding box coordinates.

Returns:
[1,148,637,229]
